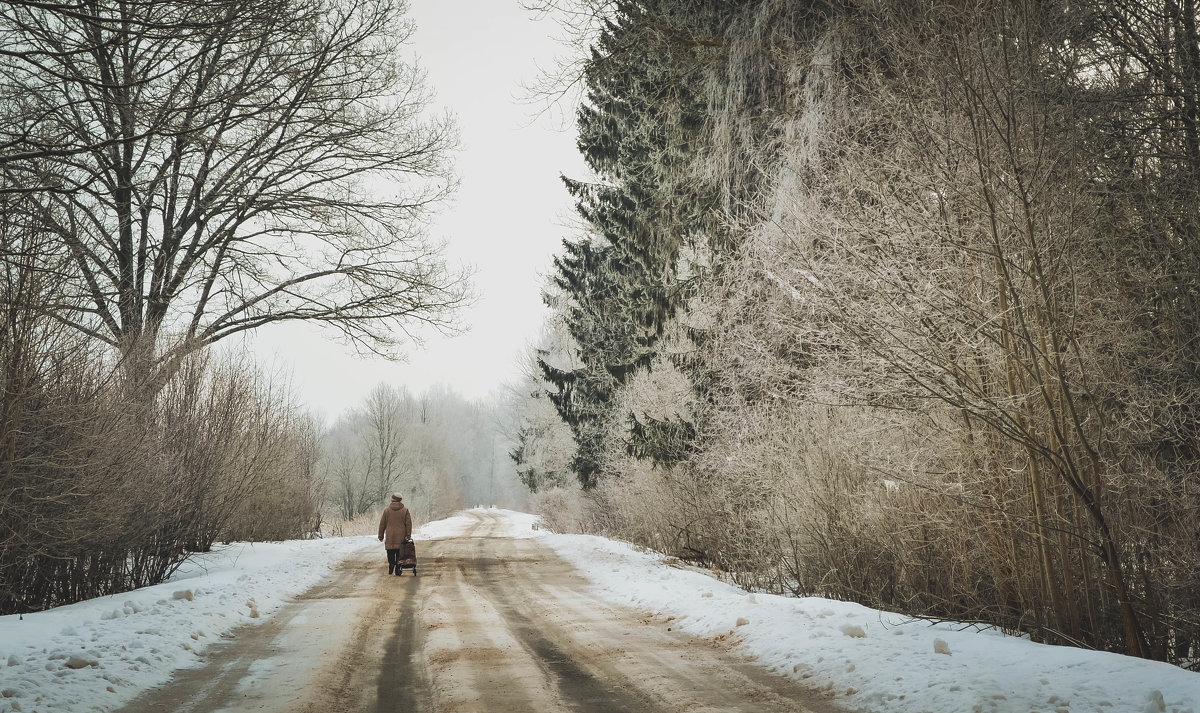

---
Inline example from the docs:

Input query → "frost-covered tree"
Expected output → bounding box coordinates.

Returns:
[539,0,731,486]
[321,384,526,523]
[507,323,578,492]
[528,0,1200,666]
[361,384,414,507]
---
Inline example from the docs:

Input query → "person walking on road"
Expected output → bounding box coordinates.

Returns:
[378,493,413,575]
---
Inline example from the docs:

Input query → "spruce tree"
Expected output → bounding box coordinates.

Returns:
[537,0,729,486]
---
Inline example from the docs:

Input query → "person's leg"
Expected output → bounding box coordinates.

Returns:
[386,548,399,574]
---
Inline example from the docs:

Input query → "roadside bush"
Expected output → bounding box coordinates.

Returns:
[0,334,324,613]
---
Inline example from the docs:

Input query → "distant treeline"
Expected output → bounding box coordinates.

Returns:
[515,0,1200,666]
[323,383,529,530]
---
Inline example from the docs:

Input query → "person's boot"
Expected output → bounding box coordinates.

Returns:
[388,562,395,575]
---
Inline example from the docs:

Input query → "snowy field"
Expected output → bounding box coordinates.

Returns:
[0,508,1197,713]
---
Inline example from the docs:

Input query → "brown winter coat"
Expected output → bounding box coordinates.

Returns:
[378,501,413,548]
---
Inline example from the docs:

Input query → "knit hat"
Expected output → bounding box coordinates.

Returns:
[391,493,403,502]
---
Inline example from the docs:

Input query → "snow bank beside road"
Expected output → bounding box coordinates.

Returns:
[0,512,509,713]
[0,535,383,713]
[537,525,1200,713]
[5,508,1195,713]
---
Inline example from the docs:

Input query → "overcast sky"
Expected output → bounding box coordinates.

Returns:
[244,0,587,421]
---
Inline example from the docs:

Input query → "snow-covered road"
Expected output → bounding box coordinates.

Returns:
[113,509,836,713]
[0,508,1197,713]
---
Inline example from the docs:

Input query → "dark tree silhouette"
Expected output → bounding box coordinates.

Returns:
[0,0,467,390]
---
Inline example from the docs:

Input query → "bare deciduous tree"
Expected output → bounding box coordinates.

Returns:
[0,0,468,391]
[361,383,413,506]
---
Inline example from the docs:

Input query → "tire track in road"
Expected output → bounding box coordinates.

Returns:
[118,510,844,713]
[460,551,642,713]
[115,553,388,713]
[458,519,843,713]
[422,535,563,712]
[375,575,430,713]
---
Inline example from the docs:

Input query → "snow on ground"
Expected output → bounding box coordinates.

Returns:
[0,516,461,713]
[534,521,1200,713]
[418,507,536,540]
[469,507,540,538]
[3,508,1196,713]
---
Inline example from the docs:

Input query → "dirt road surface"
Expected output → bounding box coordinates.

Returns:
[118,511,844,713]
